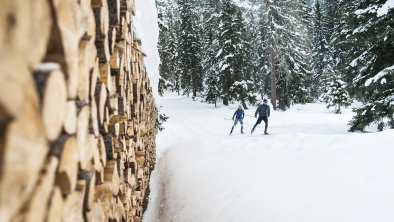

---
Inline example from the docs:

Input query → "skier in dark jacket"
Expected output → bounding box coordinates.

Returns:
[229,105,245,135]
[251,99,270,134]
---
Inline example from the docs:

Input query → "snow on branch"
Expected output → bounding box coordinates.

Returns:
[365,65,394,86]
[355,0,394,17]
[377,0,394,16]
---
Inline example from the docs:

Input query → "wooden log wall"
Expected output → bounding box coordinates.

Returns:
[0,0,158,221]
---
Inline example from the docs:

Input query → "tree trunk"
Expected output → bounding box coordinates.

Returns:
[241,99,248,110]
[270,48,277,110]
[223,95,229,106]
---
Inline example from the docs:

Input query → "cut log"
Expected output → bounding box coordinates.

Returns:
[63,187,85,222]
[89,98,100,136]
[108,0,120,26]
[79,0,96,37]
[95,36,111,63]
[111,197,123,222]
[94,182,112,220]
[76,105,90,169]
[98,135,107,167]
[90,62,101,101]
[103,133,114,160]
[85,201,105,222]
[46,0,85,99]
[77,39,92,103]
[104,160,120,195]
[94,82,108,126]
[93,0,110,63]
[99,62,113,95]
[34,63,67,140]
[80,134,97,171]
[63,101,77,134]
[46,187,64,222]
[0,60,29,136]
[95,167,105,185]
[92,0,109,38]
[109,26,117,54]
[91,0,104,7]
[78,170,96,211]
[91,135,102,171]
[110,47,120,70]
[21,157,59,222]
[0,0,51,68]
[56,136,79,195]
[0,71,48,222]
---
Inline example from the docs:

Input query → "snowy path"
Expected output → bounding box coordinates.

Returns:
[143,93,394,222]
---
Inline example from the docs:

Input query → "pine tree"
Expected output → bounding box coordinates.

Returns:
[178,0,204,97]
[311,0,329,98]
[265,0,313,110]
[287,0,314,105]
[344,0,394,131]
[203,0,221,106]
[250,4,271,100]
[156,0,182,94]
[157,0,173,95]
[322,74,351,114]
[217,0,255,107]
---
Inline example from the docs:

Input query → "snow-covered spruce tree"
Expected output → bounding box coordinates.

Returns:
[265,0,313,110]
[217,0,255,107]
[322,74,351,114]
[178,0,204,97]
[202,0,221,106]
[330,0,353,85]
[310,0,330,98]
[157,0,171,95]
[156,0,181,94]
[288,0,314,105]
[249,3,271,99]
[344,0,394,131]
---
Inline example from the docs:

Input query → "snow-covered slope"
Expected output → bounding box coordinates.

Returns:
[143,93,394,222]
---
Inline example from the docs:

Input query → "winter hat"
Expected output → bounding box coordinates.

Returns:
[263,99,268,103]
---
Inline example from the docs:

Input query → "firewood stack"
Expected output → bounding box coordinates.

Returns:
[0,0,158,221]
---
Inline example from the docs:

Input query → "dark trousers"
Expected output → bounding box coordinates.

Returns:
[252,116,268,133]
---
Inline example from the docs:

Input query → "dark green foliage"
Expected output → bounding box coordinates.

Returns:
[264,0,313,110]
[342,0,394,131]
[178,0,204,97]
[156,0,181,94]
[156,113,169,131]
[322,74,351,114]
[217,0,256,107]
[202,0,221,106]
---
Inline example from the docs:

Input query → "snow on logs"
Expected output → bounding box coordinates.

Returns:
[0,0,158,221]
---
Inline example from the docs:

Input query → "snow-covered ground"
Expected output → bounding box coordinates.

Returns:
[143,93,394,222]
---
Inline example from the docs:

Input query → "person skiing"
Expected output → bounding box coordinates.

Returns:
[251,99,270,135]
[229,105,245,135]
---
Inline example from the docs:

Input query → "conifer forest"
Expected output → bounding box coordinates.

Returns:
[156,0,394,132]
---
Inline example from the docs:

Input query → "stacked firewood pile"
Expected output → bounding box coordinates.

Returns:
[0,0,157,221]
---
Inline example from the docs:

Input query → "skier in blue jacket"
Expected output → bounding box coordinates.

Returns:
[230,105,245,135]
[251,99,270,135]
